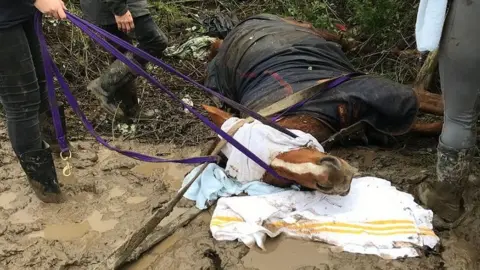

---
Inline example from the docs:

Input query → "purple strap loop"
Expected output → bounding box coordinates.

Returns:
[34,12,217,164]
[66,13,301,139]
[34,15,68,154]
[34,11,295,182]
[35,10,358,184]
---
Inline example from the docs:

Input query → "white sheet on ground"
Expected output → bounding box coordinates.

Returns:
[210,176,439,259]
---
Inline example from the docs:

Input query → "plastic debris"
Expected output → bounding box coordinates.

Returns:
[163,36,217,60]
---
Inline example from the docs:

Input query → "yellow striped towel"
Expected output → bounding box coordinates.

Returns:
[210,176,439,259]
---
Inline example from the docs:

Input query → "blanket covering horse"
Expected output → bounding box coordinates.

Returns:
[205,13,418,137]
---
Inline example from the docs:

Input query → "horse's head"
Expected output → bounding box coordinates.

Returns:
[202,104,358,196]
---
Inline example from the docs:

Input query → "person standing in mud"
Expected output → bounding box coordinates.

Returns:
[0,0,67,203]
[415,0,480,227]
[79,0,169,119]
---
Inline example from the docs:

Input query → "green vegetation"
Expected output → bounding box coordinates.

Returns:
[21,0,424,144]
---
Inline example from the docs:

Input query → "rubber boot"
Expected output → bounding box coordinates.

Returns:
[115,78,140,119]
[18,141,64,203]
[118,79,157,120]
[39,103,70,154]
[415,143,474,224]
[87,51,138,118]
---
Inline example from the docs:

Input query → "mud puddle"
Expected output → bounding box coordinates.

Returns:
[0,134,479,270]
[242,237,332,270]
[124,145,480,270]
[0,137,201,269]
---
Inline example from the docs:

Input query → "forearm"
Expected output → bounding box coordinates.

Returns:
[102,0,128,16]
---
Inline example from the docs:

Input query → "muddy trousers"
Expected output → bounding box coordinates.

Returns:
[416,0,480,226]
[100,14,168,66]
[0,18,63,203]
[439,0,480,151]
[87,14,168,118]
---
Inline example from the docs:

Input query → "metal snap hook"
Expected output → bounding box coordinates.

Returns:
[60,150,73,176]
[62,162,72,177]
[60,150,72,161]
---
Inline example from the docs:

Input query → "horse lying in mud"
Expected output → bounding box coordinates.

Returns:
[198,13,445,196]
[202,104,358,195]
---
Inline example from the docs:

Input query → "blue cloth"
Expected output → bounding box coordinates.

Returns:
[181,163,297,210]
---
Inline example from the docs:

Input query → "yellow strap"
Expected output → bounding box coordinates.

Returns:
[246,77,340,120]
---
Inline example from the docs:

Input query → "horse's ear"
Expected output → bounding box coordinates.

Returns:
[202,104,233,127]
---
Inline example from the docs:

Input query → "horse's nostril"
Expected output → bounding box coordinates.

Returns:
[316,183,333,191]
[319,156,341,170]
[340,187,351,196]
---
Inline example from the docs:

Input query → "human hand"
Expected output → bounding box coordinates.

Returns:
[114,10,135,33]
[34,0,67,20]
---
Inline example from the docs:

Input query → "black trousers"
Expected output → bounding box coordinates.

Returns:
[100,14,168,66]
[0,17,48,156]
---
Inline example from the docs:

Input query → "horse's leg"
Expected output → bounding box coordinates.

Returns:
[411,87,444,136]
[409,121,443,136]
[415,87,444,116]
[275,115,335,142]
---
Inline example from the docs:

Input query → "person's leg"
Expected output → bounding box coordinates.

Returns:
[87,23,139,118]
[132,14,168,63]
[100,23,141,118]
[21,18,70,153]
[116,14,169,117]
[87,15,168,119]
[0,20,63,203]
[416,0,480,224]
[99,24,132,57]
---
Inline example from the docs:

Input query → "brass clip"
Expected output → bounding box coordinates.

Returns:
[60,150,73,177]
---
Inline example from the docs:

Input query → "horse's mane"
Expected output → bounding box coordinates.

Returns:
[208,38,223,61]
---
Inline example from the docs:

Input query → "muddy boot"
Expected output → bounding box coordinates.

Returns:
[87,52,138,118]
[39,103,70,154]
[415,143,475,225]
[18,141,64,203]
[115,78,140,119]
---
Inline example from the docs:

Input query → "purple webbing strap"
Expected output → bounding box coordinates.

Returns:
[34,15,68,154]
[35,12,290,182]
[34,12,216,164]
[66,12,299,139]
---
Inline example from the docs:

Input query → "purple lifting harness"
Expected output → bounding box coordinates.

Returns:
[34,11,353,182]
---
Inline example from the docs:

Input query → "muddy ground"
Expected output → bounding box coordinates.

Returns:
[1,1,480,269]
[1,118,479,270]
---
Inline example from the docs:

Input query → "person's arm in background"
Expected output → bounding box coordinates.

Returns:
[34,0,67,20]
[102,0,134,32]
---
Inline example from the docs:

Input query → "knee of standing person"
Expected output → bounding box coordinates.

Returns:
[440,98,479,150]
[2,90,42,121]
[151,29,169,52]
[134,15,169,57]
[2,91,43,155]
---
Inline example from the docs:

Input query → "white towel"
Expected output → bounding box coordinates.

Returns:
[220,117,324,184]
[210,176,439,259]
[415,0,448,52]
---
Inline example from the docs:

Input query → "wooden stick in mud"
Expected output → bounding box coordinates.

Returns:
[125,207,204,264]
[414,50,439,92]
[96,120,249,270]
[321,121,365,150]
